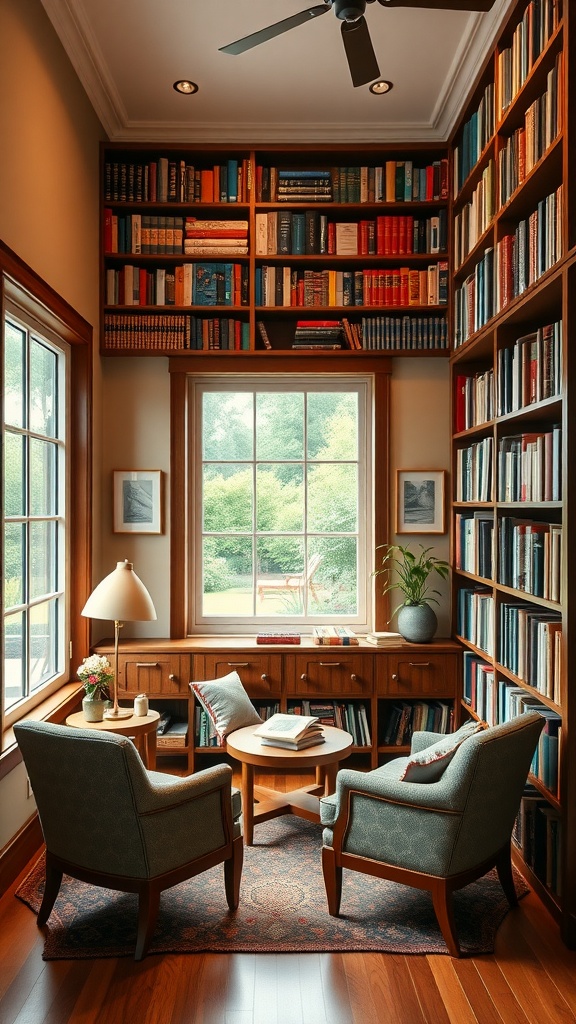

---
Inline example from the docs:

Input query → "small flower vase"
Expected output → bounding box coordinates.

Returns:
[82,696,107,723]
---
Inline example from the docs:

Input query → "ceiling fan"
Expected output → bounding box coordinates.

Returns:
[219,0,497,88]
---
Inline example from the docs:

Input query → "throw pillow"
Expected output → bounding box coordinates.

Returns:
[190,671,262,742]
[400,719,484,784]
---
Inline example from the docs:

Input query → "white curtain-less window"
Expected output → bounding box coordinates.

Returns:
[189,376,372,632]
[3,312,68,722]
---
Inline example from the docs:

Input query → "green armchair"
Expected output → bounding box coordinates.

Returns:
[14,719,243,960]
[320,712,544,956]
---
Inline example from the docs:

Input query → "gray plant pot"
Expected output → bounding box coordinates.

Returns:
[397,603,438,643]
[82,696,108,722]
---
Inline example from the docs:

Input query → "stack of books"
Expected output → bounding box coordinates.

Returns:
[292,320,343,350]
[276,169,333,202]
[254,713,325,750]
[313,626,359,646]
[364,631,403,646]
[256,632,301,645]
[184,218,248,256]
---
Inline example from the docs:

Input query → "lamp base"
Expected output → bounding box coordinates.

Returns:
[104,707,133,720]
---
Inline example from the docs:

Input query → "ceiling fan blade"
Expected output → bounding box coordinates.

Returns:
[219,4,331,55]
[341,16,381,88]
[375,0,496,10]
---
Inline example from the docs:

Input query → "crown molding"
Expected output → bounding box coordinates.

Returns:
[107,120,447,144]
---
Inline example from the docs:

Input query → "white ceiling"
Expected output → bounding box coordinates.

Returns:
[40,0,513,144]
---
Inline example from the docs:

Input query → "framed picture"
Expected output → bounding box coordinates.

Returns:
[396,470,446,535]
[113,470,163,534]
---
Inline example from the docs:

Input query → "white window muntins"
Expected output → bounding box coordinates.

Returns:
[3,309,69,723]
[189,375,373,633]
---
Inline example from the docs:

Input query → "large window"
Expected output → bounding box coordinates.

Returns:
[189,376,373,631]
[2,311,69,723]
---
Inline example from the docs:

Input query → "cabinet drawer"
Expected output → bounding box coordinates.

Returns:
[193,654,281,697]
[118,654,190,695]
[376,654,457,697]
[287,654,373,695]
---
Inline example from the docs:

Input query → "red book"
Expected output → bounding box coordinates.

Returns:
[454,374,468,432]
[391,217,399,254]
[256,633,301,645]
[400,266,409,306]
[398,216,407,255]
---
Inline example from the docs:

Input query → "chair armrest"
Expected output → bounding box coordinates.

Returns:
[328,767,465,816]
[410,730,445,754]
[136,762,234,814]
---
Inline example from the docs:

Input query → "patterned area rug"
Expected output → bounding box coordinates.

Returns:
[16,817,528,960]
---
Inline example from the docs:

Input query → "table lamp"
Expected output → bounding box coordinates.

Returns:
[81,559,157,719]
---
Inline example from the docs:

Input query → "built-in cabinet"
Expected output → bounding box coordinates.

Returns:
[93,638,461,774]
[449,0,575,945]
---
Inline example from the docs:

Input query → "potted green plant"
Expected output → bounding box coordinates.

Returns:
[373,543,450,643]
[77,654,114,722]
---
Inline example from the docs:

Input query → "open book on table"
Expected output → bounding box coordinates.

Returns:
[254,713,325,750]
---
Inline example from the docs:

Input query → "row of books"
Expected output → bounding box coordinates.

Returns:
[454,511,494,580]
[195,702,280,747]
[497,0,561,118]
[186,317,250,351]
[103,157,250,204]
[498,51,562,208]
[254,210,447,257]
[496,185,563,311]
[359,314,448,351]
[499,688,560,796]
[453,159,495,269]
[103,313,191,351]
[255,160,449,204]
[456,587,495,657]
[462,653,496,725]
[105,263,249,307]
[454,367,495,432]
[255,264,448,309]
[104,211,183,255]
[454,246,494,348]
[312,626,358,646]
[498,517,562,601]
[498,602,561,704]
[513,785,562,896]
[496,426,562,503]
[454,82,495,193]
[289,700,371,747]
[381,700,453,747]
[455,436,493,502]
[496,321,563,415]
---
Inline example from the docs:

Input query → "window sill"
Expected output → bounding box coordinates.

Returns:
[0,682,84,781]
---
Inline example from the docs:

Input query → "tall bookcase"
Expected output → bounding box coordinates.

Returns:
[100,143,450,357]
[450,0,575,945]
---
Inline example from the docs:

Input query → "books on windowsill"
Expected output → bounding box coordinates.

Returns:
[256,632,301,645]
[364,631,403,646]
[313,626,359,646]
[254,712,325,750]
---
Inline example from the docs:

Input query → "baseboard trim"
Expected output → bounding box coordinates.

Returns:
[0,814,43,897]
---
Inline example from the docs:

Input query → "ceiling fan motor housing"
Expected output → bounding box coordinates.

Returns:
[332,0,367,22]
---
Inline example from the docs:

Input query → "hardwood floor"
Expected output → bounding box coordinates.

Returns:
[1,768,575,1024]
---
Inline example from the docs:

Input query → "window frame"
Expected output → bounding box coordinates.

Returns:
[0,241,92,751]
[168,355,392,639]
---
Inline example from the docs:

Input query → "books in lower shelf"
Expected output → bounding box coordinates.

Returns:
[156,720,188,748]
[253,712,324,750]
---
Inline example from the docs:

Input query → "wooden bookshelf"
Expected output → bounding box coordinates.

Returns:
[449,0,575,946]
[100,143,450,357]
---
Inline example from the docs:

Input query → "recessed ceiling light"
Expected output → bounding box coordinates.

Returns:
[173,80,199,95]
[369,80,393,95]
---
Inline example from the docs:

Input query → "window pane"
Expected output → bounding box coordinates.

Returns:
[4,322,25,429]
[203,392,253,460]
[4,431,25,516]
[307,463,358,533]
[256,392,304,460]
[307,392,358,460]
[203,464,252,532]
[202,536,253,615]
[4,610,25,708]
[30,339,57,437]
[29,437,57,516]
[4,522,25,609]
[30,521,56,599]
[256,464,304,532]
[256,537,305,615]
[30,599,57,690]
[313,537,358,616]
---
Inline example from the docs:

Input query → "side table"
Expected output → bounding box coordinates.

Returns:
[65,709,160,770]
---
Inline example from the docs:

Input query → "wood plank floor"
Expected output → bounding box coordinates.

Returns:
[1,768,575,1024]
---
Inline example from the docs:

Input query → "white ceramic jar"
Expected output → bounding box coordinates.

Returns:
[134,693,149,717]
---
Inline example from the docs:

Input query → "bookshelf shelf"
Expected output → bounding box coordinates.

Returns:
[450,0,573,946]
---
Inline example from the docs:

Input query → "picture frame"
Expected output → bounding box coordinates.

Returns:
[113,470,163,534]
[396,469,446,535]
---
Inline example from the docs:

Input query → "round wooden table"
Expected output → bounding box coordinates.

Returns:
[65,709,160,770]
[226,723,353,845]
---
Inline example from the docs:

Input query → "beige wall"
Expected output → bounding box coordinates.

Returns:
[0,0,104,850]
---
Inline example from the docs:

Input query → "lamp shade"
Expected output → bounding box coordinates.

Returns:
[82,560,157,623]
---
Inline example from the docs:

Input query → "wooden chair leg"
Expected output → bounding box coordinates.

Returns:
[37,854,63,927]
[135,884,160,961]
[322,846,342,917]
[495,843,518,908]
[431,879,461,958]
[224,836,243,910]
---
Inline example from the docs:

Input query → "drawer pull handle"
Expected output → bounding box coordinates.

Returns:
[227,662,249,668]
[391,673,397,680]
[261,673,269,682]
[409,662,430,667]
[319,662,341,667]
[350,673,358,682]
[169,674,176,681]
[136,662,159,668]
[300,673,308,681]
